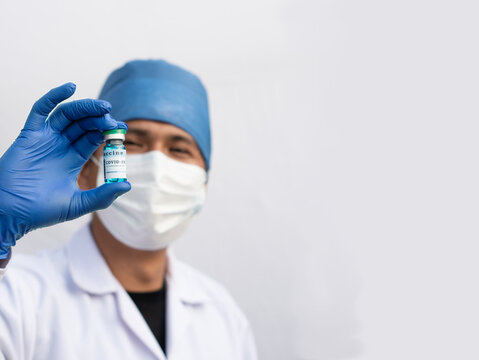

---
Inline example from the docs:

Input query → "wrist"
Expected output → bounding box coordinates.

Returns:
[0,246,11,266]
[0,214,27,254]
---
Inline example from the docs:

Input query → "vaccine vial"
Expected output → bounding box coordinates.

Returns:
[102,129,127,183]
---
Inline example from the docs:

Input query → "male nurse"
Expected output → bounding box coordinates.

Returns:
[0,60,257,360]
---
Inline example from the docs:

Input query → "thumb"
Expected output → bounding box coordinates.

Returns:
[72,182,131,218]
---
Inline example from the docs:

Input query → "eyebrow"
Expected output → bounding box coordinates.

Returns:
[127,128,150,137]
[170,135,195,145]
[127,128,195,145]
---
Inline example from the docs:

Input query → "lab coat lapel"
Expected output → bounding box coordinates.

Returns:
[166,251,210,359]
[116,288,166,359]
[166,276,193,359]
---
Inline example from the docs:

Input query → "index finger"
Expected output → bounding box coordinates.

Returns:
[49,99,112,132]
[31,82,76,117]
[24,83,77,131]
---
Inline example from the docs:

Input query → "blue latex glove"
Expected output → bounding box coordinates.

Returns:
[0,83,131,258]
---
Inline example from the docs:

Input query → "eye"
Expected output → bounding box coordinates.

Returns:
[170,147,191,156]
[124,140,141,147]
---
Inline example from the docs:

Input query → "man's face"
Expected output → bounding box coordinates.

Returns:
[78,119,206,190]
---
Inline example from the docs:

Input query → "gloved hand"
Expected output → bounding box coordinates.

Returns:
[0,83,131,258]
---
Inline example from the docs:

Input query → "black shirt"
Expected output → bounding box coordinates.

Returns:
[127,282,167,355]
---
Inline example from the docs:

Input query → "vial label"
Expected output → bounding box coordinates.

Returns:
[103,149,127,180]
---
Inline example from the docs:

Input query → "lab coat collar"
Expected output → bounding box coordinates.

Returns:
[67,224,212,305]
[67,224,212,359]
[67,224,121,295]
[166,250,211,305]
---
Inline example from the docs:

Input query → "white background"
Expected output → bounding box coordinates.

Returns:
[1,0,478,359]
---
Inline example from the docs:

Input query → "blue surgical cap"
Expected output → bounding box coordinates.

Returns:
[99,59,211,170]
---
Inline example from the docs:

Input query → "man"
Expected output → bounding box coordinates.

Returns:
[0,60,257,359]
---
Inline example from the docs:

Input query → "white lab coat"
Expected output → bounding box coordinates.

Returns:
[0,225,257,359]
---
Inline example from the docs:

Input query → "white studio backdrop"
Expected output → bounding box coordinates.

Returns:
[1,1,479,359]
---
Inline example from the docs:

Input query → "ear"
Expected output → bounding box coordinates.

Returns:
[78,148,102,191]
[78,159,97,191]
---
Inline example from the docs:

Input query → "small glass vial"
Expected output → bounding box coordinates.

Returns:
[102,129,127,183]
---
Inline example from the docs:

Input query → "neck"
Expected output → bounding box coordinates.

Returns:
[90,214,167,292]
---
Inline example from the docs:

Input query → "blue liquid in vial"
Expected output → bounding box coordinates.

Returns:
[103,142,127,183]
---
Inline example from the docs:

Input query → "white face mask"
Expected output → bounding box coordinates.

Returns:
[93,151,207,251]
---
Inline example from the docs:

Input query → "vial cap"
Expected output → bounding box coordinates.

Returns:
[103,129,127,135]
[103,128,126,141]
